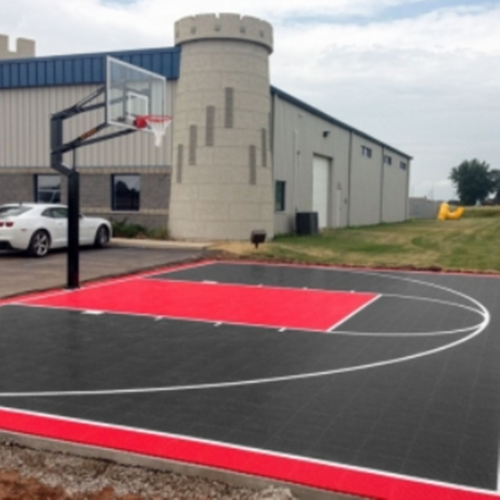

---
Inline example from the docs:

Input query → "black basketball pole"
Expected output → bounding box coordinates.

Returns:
[67,151,80,289]
[50,85,135,290]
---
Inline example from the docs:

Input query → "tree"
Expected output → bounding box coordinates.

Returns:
[489,169,500,202]
[449,159,496,205]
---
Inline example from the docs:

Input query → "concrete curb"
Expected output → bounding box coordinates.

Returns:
[110,238,212,250]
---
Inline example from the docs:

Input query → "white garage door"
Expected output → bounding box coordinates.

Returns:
[312,155,330,229]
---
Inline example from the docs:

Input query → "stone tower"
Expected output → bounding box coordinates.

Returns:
[169,13,274,241]
[0,35,35,59]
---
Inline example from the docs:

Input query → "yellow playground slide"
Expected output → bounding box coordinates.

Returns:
[437,203,465,220]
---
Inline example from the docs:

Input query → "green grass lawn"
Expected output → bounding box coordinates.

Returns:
[216,216,500,273]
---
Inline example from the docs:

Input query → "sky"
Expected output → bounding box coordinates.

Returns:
[1,0,499,201]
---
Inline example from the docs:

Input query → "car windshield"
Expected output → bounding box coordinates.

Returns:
[0,206,32,217]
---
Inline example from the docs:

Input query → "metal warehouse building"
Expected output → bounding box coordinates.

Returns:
[0,13,412,241]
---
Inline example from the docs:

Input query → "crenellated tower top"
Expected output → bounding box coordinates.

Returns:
[175,13,273,54]
[0,35,35,60]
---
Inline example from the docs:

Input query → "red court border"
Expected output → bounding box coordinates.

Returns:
[0,407,497,500]
[1,260,499,499]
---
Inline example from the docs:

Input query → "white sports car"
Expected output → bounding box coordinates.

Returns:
[0,203,112,257]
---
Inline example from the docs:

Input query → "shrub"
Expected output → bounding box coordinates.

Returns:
[111,219,170,240]
[111,219,147,239]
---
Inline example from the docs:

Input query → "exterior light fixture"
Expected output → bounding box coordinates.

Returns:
[250,230,267,248]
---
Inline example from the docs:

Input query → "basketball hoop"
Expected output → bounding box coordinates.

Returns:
[134,115,172,147]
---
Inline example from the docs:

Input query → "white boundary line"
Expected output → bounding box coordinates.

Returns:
[144,274,378,297]
[331,292,484,336]
[0,267,490,397]
[0,404,498,497]
[11,289,484,338]
[10,302,328,334]
[0,326,484,398]
[10,263,485,338]
[0,261,498,495]
[327,294,381,332]
[153,263,486,315]
[497,421,500,495]
[332,324,481,337]
[214,259,500,281]
[382,292,481,314]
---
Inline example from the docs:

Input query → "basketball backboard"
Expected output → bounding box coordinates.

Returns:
[106,56,169,134]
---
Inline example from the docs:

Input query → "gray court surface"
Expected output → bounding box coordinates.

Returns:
[1,255,499,499]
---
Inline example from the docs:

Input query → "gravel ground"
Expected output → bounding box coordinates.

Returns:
[0,440,298,500]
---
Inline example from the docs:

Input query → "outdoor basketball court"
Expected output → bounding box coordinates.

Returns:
[0,260,499,499]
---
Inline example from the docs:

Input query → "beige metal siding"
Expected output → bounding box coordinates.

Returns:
[0,83,176,168]
[382,152,410,223]
[348,135,383,226]
[272,95,350,234]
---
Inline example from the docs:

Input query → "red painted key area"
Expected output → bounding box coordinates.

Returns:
[27,278,376,332]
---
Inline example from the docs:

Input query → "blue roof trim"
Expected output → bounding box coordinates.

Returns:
[0,46,180,89]
[271,86,412,159]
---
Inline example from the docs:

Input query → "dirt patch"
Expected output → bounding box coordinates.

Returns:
[0,441,299,500]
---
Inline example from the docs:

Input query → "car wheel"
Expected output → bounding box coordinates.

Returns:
[94,225,110,248]
[28,230,51,257]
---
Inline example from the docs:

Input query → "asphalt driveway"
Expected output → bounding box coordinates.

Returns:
[0,241,206,299]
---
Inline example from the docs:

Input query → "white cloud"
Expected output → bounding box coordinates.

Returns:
[1,0,499,202]
[269,4,500,201]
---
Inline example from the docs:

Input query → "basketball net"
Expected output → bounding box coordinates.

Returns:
[135,115,172,148]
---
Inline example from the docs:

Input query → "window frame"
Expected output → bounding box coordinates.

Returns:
[111,174,141,212]
[34,174,62,203]
[275,180,286,212]
[383,155,392,166]
[361,145,372,158]
[399,161,408,171]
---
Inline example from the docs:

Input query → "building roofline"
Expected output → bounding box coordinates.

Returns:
[0,46,180,88]
[0,46,412,161]
[271,86,413,160]
[2,45,180,65]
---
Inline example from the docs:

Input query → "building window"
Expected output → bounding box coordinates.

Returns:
[275,181,286,212]
[400,161,407,170]
[361,146,372,158]
[112,174,140,211]
[35,174,61,203]
[383,155,392,166]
